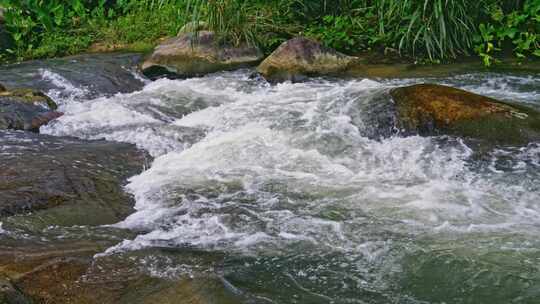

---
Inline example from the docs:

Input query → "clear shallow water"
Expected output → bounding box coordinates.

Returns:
[35,69,540,303]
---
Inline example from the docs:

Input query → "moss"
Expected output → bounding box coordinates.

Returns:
[0,89,58,110]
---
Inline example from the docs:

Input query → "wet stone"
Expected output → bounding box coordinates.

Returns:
[0,53,146,99]
[390,84,540,145]
[0,88,61,132]
[0,131,148,225]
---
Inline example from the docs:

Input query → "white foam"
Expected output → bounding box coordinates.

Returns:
[39,69,89,104]
[41,70,540,255]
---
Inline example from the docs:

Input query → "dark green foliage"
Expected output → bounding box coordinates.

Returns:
[0,0,538,64]
[474,0,540,66]
[0,0,186,61]
[1,0,109,60]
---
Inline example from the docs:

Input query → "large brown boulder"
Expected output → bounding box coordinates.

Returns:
[0,88,62,132]
[257,37,357,82]
[141,31,263,79]
[390,84,540,145]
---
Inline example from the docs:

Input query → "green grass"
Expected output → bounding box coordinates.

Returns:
[0,0,187,62]
[0,0,538,65]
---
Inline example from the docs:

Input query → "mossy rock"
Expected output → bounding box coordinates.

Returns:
[0,89,58,110]
[141,31,263,79]
[257,37,357,82]
[0,89,60,132]
[390,84,540,145]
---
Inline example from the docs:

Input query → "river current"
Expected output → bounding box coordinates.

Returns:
[5,60,540,303]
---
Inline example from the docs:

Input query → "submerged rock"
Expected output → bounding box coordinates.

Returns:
[141,31,263,79]
[0,242,240,304]
[0,88,62,132]
[257,37,357,82]
[390,84,540,145]
[0,131,147,225]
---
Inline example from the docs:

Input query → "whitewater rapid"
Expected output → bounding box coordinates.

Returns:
[39,69,540,302]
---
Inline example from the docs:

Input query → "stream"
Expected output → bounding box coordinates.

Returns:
[1,54,540,303]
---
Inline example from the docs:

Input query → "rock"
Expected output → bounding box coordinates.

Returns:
[390,84,540,145]
[0,131,148,226]
[1,88,57,109]
[0,89,62,132]
[0,53,145,98]
[141,31,263,79]
[257,37,357,82]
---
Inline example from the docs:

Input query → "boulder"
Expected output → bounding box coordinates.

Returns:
[0,131,147,226]
[0,53,145,98]
[0,88,62,132]
[257,37,357,82]
[141,31,263,79]
[390,84,540,145]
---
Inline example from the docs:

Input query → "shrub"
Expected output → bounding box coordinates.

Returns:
[1,0,109,60]
[474,0,540,66]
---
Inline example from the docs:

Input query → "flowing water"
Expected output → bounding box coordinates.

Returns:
[2,56,540,303]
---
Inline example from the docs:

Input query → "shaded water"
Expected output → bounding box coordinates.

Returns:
[3,56,540,303]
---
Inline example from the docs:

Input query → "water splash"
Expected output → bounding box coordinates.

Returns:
[39,68,90,103]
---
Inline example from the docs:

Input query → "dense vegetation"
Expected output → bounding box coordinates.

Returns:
[0,0,538,65]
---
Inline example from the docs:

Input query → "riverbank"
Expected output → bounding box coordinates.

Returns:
[1,1,538,66]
